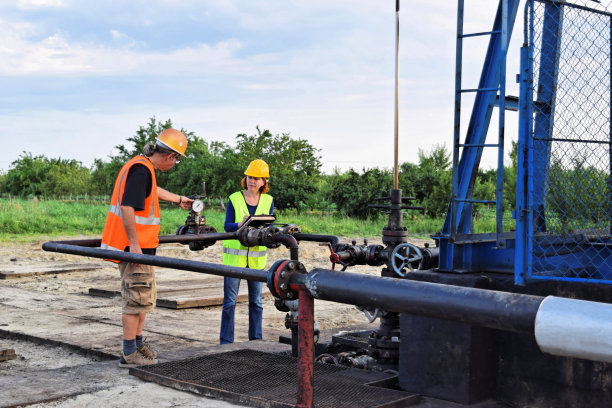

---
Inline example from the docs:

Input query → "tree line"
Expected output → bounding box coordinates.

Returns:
[0,117,521,219]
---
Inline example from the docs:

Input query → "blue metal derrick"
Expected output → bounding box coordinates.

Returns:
[436,0,612,284]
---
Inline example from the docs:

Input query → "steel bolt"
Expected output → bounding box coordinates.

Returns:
[280,271,286,278]
[280,283,286,290]
[288,262,295,269]
[287,292,293,299]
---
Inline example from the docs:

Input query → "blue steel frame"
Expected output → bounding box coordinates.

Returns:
[435,0,520,273]
[515,43,531,285]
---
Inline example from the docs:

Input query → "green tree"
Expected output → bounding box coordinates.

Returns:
[89,157,124,196]
[399,144,452,217]
[418,143,451,172]
[0,171,6,194]
[4,152,52,196]
[306,174,336,212]
[328,167,393,218]
[2,153,92,197]
[42,158,91,196]
[503,141,518,212]
[546,156,609,233]
[204,141,243,201]
[233,127,322,211]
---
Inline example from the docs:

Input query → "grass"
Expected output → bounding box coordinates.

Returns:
[0,198,514,243]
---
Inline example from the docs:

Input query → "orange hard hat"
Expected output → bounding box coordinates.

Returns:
[156,128,188,157]
[244,159,270,178]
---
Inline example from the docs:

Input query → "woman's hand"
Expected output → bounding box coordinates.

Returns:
[237,215,249,228]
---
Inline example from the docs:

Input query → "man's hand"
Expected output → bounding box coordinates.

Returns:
[179,196,194,210]
[156,187,195,211]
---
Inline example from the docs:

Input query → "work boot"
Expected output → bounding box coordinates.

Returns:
[119,350,158,368]
[137,339,158,359]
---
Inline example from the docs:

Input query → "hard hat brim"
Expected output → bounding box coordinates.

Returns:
[156,139,187,158]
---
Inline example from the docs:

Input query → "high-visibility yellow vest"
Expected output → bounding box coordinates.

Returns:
[101,156,160,261]
[222,192,273,269]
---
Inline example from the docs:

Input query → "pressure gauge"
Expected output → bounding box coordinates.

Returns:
[192,199,204,213]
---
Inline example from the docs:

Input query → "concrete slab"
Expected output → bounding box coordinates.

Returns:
[0,281,288,358]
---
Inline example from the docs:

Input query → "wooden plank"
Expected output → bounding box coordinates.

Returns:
[88,278,226,298]
[88,277,270,309]
[0,263,103,279]
[156,291,247,309]
[0,348,17,362]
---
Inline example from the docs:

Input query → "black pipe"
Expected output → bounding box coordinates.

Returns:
[159,232,237,245]
[272,233,299,261]
[48,232,238,248]
[42,242,267,282]
[48,238,103,247]
[293,233,340,246]
[301,268,543,333]
[42,241,543,334]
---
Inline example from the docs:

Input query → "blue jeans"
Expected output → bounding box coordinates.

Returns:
[220,276,263,344]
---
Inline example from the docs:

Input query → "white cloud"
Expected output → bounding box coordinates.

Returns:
[0,20,245,76]
[17,0,66,10]
[0,0,526,174]
[110,30,125,41]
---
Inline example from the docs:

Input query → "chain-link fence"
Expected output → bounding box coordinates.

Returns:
[528,0,612,281]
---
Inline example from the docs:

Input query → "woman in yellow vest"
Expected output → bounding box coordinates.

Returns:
[221,159,274,344]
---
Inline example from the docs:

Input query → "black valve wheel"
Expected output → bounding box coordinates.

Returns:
[390,243,423,277]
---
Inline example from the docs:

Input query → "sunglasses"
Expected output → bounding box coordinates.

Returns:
[170,153,181,164]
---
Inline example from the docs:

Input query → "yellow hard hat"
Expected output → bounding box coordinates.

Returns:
[156,128,188,157]
[244,159,270,178]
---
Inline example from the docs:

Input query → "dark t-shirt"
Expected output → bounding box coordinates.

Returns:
[120,163,156,254]
[121,164,152,211]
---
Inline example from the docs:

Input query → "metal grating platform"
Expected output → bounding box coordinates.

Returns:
[332,329,371,349]
[130,349,418,408]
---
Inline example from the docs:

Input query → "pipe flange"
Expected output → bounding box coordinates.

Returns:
[366,244,385,266]
[267,260,303,300]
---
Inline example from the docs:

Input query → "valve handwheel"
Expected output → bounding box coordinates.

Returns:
[391,243,423,277]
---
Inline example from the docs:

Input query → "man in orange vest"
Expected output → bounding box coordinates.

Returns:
[101,128,195,367]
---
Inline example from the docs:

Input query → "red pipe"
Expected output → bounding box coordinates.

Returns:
[297,288,314,408]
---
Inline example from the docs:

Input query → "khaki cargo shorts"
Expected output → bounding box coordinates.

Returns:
[118,262,157,314]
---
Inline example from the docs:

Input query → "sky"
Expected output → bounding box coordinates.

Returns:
[0,0,526,175]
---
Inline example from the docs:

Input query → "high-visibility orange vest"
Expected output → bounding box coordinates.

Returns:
[101,156,160,260]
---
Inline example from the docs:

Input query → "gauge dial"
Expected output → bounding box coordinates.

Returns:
[192,199,204,212]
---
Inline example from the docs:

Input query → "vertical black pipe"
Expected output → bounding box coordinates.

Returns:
[393,0,400,189]
[272,234,299,261]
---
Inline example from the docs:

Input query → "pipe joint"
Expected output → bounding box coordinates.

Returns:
[277,223,301,235]
[238,226,280,248]
[332,242,386,268]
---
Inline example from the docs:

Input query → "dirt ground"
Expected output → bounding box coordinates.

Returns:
[0,235,437,407]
